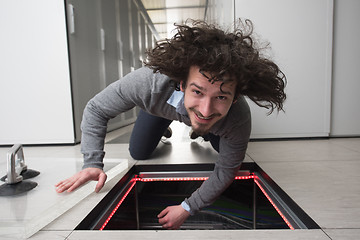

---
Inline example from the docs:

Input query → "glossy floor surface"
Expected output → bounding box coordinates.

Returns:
[1,122,359,239]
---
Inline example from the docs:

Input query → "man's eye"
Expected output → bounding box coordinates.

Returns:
[193,90,202,95]
[217,96,227,100]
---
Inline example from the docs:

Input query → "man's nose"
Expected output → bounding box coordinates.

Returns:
[198,98,213,117]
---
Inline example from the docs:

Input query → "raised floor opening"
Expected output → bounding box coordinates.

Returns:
[76,163,319,231]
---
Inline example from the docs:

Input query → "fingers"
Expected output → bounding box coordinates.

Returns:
[95,172,107,193]
[157,207,169,219]
[55,181,66,193]
[158,208,169,226]
[157,207,178,229]
[66,176,87,192]
[55,168,106,193]
[159,218,177,230]
[158,205,190,230]
[55,181,62,187]
[55,178,74,193]
[158,217,169,227]
[55,175,83,193]
[55,181,70,193]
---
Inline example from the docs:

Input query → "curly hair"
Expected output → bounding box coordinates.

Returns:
[144,19,286,114]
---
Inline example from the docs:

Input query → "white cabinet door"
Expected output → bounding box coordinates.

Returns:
[235,0,333,138]
[331,0,360,137]
[0,0,74,144]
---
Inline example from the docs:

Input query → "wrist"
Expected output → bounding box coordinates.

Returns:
[181,201,191,212]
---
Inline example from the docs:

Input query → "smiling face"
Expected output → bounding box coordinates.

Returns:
[181,66,237,136]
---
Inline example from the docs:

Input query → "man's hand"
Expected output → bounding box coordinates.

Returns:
[158,205,190,230]
[55,168,107,193]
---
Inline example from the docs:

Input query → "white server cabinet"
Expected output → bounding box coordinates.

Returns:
[330,0,360,137]
[235,0,333,138]
[0,0,75,144]
[0,0,154,145]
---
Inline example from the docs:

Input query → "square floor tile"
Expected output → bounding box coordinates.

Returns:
[247,139,360,162]
[68,229,330,240]
[258,160,360,229]
[323,228,360,240]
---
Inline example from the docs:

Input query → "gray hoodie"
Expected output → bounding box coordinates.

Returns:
[80,67,251,215]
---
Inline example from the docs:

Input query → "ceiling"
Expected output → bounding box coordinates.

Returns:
[141,0,208,39]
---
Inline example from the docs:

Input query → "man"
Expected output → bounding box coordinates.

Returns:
[55,19,286,229]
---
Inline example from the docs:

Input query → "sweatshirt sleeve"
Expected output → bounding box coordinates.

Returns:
[80,67,170,169]
[184,102,251,214]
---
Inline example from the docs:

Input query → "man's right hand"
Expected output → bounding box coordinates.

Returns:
[55,168,107,193]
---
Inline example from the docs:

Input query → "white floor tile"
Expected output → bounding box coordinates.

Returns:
[324,228,360,240]
[329,138,360,153]
[247,139,360,162]
[29,230,71,240]
[257,160,360,229]
[68,229,330,240]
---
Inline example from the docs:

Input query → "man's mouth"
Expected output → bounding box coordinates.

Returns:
[196,114,212,120]
[191,109,220,123]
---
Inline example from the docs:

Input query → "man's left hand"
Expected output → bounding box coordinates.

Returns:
[158,205,190,230]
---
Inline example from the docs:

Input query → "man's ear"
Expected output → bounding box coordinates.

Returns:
[232,95,238,104]
[180,81,185,92]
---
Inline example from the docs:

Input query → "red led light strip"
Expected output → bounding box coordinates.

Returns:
[100,174,294,230]
[134,175,255,182]
[99,180,137,231]
[254,179,295,230]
